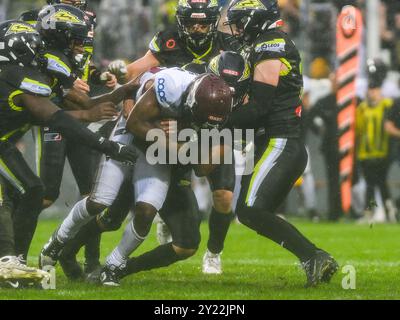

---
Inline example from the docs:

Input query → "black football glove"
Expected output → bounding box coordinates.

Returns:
[101,140,138,165]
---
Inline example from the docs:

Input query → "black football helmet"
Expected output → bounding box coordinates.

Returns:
[0,20,43,67]
[176,0,221,50]
[36,4,89,67]
[207,51,251,109]
[225,0,282,45]
[367,58,387,89]
[46,0,88,11]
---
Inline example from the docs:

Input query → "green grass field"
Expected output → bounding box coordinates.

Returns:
[1,219,400,300]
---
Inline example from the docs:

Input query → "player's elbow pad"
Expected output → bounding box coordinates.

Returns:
[227,81,276,129]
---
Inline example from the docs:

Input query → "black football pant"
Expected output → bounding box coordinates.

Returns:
[360,159,391,210]
[0,140,45,260]
[236,137,319,262]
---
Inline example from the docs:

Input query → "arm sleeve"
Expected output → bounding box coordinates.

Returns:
[46,110,114,155]
[227,81,276,129]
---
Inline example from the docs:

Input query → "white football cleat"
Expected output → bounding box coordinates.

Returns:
[202,250,222,275]
[156,218,172,245]
[0,256,50,282]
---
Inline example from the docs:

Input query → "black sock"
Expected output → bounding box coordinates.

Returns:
[61,218,101,260]
[240,208,317,262]
[84,229,101,266]
[207,208,232,254]
[0,203,15,257]
[13,200,42,260]
[125,243,181,276]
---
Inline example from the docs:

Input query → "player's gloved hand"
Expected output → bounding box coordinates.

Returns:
[101,140,137,165]
[108,59,128,80]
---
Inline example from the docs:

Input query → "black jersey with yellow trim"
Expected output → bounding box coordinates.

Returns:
[149,29,238,67]
[0,65,52,142]
[249,29,303,138]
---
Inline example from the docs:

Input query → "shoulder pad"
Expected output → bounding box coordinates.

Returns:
[44,50,72,78]
[149,29,180,53]
[2,66,52,97]
[154,68,196,113]
[254,35,286,55]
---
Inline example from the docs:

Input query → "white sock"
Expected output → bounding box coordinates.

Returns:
[57,197,93,243]
[106,220,146,268]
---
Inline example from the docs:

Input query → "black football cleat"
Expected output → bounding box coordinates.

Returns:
[39,230,65,269]
[302,250,339,288]
[59,252,84,281]
[100,264,126,287]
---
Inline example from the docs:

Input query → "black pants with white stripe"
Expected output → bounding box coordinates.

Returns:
[236,137,319,262]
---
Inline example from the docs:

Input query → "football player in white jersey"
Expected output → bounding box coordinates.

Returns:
[39,68,233,286]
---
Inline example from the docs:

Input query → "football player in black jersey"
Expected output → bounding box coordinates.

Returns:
[19,0,122,275]
[0,19,137,283]
[224,0,338,287]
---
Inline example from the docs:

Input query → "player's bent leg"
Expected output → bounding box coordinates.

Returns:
[203,190,233,275]
[39,197,105,269]
[203,161,235,274]
[237,138,338,287]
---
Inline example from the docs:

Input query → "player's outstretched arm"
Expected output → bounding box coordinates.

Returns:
[18,94,137,164]
[64,77,142,110]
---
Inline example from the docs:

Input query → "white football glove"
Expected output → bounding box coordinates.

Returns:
[108,59,128,78]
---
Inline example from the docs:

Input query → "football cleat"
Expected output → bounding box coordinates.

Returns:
[39,230,65,269]
[202,250,222,275]
[59,252,84,281]
[156,218,172,245]
[302,250,339,287]
[0,256,50,283]
[100,263,126,287]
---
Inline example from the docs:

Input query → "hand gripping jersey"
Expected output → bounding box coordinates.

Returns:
[0,65,52,142]
[149,29,238,67]
[250,29,303,138]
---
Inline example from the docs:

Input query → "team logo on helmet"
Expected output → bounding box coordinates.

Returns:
[5,23,37,36]
[178,0,191,8]
[239,62,251,81]
[208,55,220,75]
[52,9,83,24]
[208,0,219,7]
[231,0,267,10]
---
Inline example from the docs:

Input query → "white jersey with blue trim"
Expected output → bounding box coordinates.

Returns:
[153,67,197,116]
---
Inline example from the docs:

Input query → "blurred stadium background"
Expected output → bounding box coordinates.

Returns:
[1,0,400,222]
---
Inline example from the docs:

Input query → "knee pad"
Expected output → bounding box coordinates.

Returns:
[173,246,198,260]
[213,190,233,213]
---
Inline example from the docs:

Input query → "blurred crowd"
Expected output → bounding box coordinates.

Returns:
[2,0,400,223]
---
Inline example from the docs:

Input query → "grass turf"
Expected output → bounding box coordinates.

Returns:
[1,219,400,300]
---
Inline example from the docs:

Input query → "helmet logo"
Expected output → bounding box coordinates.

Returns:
[223,69,239,76]
[52,10,82,24]
[5,23,36,36]
[190,13,207,19]
[208,55,220,75]
[231,0,267,10]
[208,0,219,7]
[239,62,251,81]
[191,0,207,3]
[166,39,176,49]
[178,0,191,8]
